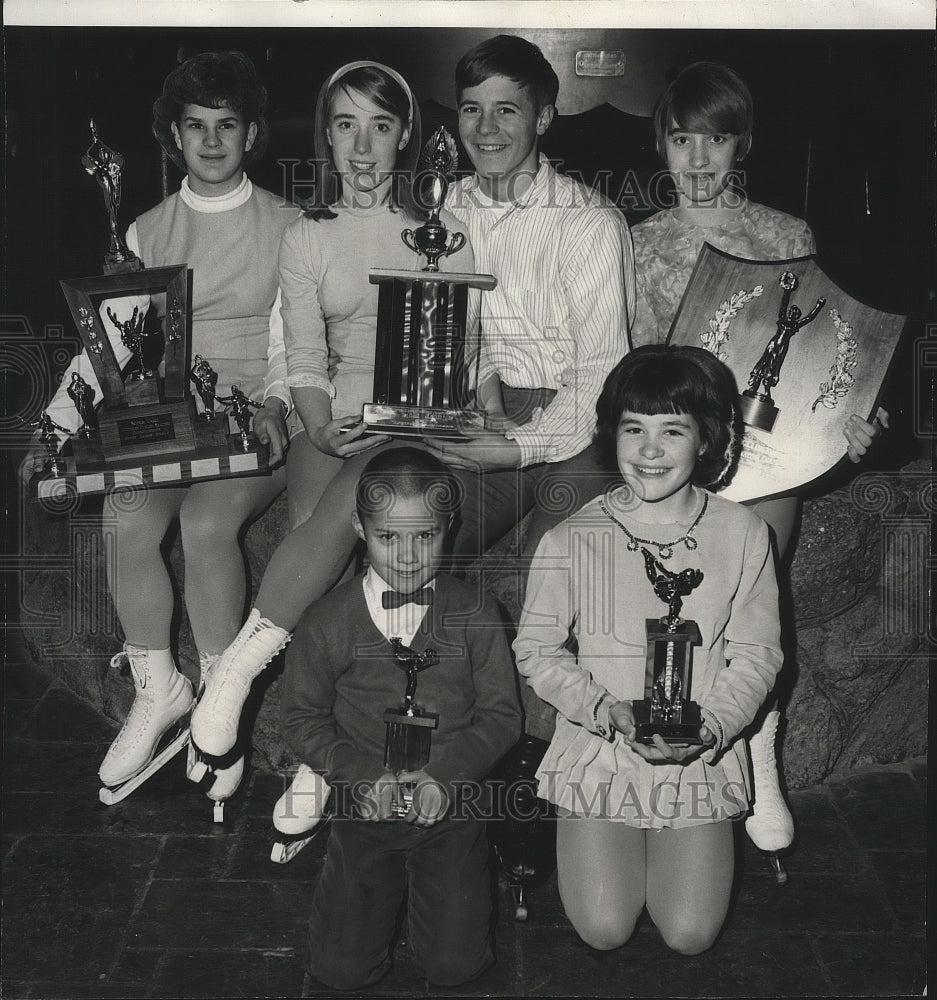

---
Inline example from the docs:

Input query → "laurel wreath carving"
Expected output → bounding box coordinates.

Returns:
[812,308,858,412]
[699,285,764,360]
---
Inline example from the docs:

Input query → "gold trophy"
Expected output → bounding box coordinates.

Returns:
[632,548,706,745]
[383,638,439,816]
[364,127,496,438]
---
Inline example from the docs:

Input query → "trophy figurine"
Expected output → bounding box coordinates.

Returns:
[218,385,262,451]
[82,119,143,274]
[383,637,439,817]
[401,128,466,271]
[190,356,219,420]
[22,412,72,478]
[365,126,497,438]
[739,271,826,432]
[67,372,98,438]
[106,304,153,381]
[632,548,706,745]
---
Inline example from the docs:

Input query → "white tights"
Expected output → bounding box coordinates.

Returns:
[556,814,735,955]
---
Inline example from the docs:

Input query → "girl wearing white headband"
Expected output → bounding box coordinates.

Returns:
[189,61,475,827]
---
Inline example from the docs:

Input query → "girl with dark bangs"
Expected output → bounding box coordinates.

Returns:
[515,344,781,955]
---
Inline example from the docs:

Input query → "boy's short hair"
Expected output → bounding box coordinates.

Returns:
[152,50,269,171]
[456,34,559,110]
[355,447,463,523]
[594,345,741,488]
[653,61,754,160]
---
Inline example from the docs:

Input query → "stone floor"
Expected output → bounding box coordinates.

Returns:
[1,633,928,999]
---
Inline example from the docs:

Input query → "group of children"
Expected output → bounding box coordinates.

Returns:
[22,34,884,991]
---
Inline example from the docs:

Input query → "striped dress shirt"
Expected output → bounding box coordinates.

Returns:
[446,155,635,466]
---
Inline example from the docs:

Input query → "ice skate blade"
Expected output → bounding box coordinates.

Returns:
[99,727,190,805]
[270,827,324,865]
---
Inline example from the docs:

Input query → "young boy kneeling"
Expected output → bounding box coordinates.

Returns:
[280,446,521,990]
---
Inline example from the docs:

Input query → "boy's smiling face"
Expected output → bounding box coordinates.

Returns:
[457,75,554,201]
[353,490,449,596]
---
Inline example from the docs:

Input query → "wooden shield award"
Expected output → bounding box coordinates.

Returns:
[364,127,496,437]
[667,245,907,504]
[33,124,269,501]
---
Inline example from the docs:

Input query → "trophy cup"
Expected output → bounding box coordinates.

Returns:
[67,373,98,439]
[738,271,826,432]
[364,127,497,438]
[632,548,706,745]
[218,385,263,452]
[82,120,143,275]
[383,638,439,817]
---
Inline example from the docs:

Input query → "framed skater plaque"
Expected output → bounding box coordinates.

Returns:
[668,245,907,504]
[364,127,497,438]
[32,269,270,501]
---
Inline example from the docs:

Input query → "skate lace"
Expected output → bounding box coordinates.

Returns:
[110,648,147,689]
[201,661,253,727]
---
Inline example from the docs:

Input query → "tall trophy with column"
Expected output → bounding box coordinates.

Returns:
[364,127,496,437]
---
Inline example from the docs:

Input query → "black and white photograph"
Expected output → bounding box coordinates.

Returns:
[2,1,932,996]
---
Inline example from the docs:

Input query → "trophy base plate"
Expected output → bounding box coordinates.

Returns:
[738,392,778,433]
[32,421,271,501]
[633,699,704,745]
[363,403,486,439]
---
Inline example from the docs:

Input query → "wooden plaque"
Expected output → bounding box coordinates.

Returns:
[667,245,907,503]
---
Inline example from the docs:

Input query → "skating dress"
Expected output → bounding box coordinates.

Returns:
[513,488,783,828]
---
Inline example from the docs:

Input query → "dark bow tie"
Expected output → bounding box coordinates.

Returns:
[382,587,434,610]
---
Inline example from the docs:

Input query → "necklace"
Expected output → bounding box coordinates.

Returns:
[600,491,708,560]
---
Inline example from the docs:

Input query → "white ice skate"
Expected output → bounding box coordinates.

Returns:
[98,645,195,805]
[270,764,332,864]
[190,608,290,759]
[746,708,795,884]
[187,653,246,823]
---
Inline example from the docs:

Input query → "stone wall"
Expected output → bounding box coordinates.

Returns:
[18,458,930,789]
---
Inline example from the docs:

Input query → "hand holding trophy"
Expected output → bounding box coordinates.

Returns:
[382,638,440,817]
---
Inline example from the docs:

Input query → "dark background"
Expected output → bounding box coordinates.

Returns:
[3,26,934,450]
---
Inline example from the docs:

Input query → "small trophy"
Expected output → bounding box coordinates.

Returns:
[365,127,496,438]
[218,385,263,452]
[67,372,98,439]
[632,548,706,745]
[383,637,439,817]
[82,119,143,275]
[739,271,826,432]
[190,356,219,420]
[22,412,72,478]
